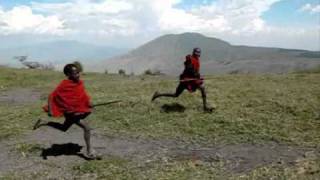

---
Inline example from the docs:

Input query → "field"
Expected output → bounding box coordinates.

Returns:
[0,67,319,179]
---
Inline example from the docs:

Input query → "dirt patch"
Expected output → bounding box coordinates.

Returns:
[0,141,16,173]
[0,126,314,176]
[170,143,310,173]
[0,88,42,105]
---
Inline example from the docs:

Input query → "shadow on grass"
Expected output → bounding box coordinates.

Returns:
[41,143,91,160]
[161,103,186,113]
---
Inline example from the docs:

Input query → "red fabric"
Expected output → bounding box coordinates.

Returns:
[190,55,200,73]
[181,55,202,92]
[43,79,91,117]
[185,78,203,92]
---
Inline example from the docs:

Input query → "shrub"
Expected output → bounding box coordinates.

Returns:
[73,61,83,72]
[144,69,152,75]
[144,69,162,75]
[118,69,126,75]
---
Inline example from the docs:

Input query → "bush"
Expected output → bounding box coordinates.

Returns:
[144,69,152,75]
[118,69,126,75]
[144,69,162,75]
[73,61,83,72]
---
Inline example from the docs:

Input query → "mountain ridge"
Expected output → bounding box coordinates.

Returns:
[96,32,320,74]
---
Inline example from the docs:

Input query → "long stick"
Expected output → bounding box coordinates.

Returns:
[92,100,122,108]
[179,78,204,82]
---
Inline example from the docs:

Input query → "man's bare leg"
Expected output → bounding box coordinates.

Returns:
[33,118,73,132]
[199,85,214,112]
[152,83,185,101]
[75,120,93,157]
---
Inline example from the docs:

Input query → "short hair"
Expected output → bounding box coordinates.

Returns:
[193,47,201,54]
[63,63,77,76]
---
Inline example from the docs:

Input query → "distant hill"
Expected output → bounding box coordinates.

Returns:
[97,33,320,75]
[0,40,128,68]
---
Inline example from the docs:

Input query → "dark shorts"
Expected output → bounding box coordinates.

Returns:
[56,112,90,130]
[46,112,91,132]
[64,112,91,122]
[180,79,203,92]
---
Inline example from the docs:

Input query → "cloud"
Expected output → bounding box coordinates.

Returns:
[154,0,319,50]
[0,6,67,35]
[189,0,281,34]
[0,0,318,50]
[221,26,320,51]
[300,3,320,14]
[31,0,133,15]
[31,0,140,36]
[0,0,297,36]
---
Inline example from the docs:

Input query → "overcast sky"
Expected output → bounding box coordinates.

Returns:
[0,0,319,50]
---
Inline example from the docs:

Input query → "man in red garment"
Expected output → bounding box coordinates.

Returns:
[33,63,97,159]
[152,47,213,112]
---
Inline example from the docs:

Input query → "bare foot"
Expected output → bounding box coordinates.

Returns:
[204,105,214,113]
[86,150,102,160]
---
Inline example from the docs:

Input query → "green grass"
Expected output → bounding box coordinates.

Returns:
[0,104,43,140]
[72,157,225,179]
[87,73,320,147]
[0,67,319,179]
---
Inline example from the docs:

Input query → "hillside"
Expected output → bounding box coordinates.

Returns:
[98,33,320,75]
[0,67,319,178]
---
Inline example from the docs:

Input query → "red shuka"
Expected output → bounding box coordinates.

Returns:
[181,55,203,92]
[43,79,91,117]
[189,55,200,73]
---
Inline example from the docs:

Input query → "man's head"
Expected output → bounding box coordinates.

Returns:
[192,47,201,57]
[63,64,80,82]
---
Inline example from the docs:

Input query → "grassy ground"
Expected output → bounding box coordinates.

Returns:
[0,67,319,179]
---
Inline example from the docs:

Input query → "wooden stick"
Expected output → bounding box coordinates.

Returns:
[179,78,204,82]
[92,100,122,108]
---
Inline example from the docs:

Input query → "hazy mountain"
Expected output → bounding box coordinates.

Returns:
[0,40,129,68]
[98,33,320,75]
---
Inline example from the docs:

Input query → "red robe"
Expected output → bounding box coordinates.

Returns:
[43,79,91,117]
[181,55,203,92]
[189,55,200,73]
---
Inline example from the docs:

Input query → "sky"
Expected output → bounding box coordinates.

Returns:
[0,0,319,50]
